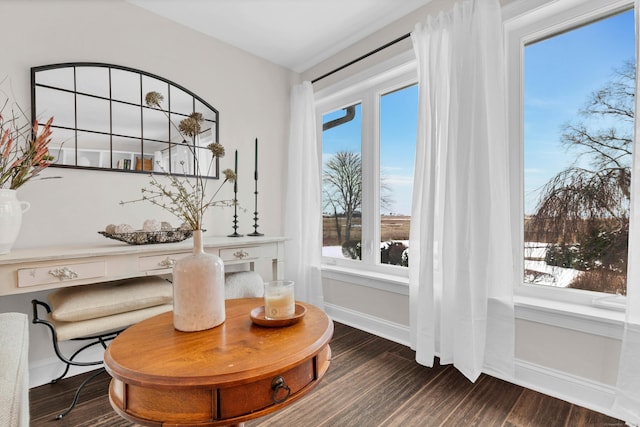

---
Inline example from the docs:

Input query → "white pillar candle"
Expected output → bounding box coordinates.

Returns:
[264,280,295,319]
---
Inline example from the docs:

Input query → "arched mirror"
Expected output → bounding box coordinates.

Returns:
[31,63,220,178]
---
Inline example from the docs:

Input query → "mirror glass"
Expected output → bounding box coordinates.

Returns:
[31,63,220,178]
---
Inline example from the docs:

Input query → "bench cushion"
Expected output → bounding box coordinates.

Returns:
[49,276,172,322]
[48,304,173,341]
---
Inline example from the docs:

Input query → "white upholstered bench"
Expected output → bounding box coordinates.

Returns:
[31,275,172,419]
[224,270,264,299]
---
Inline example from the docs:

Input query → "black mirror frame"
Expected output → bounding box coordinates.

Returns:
[31,62,220,179]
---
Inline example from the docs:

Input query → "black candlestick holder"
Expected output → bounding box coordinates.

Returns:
[247,171,263,236]
[228,183,243,238]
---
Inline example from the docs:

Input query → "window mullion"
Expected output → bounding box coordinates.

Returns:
[360,92,378,265]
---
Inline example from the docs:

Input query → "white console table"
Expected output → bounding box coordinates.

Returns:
[0,236,286,297]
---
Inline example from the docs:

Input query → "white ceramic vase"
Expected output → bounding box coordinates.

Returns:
[0,189,31,255]
[172,229,225,331]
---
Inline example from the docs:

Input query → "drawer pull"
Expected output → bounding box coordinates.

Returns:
[48,267,79,281]
[271,376,291,404]
[233,250,249,259]
[158,257,176,268]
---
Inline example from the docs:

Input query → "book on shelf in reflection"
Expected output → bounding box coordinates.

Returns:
[117,159,131,170]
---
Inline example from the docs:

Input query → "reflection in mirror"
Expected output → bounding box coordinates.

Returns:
[197,129,216,178]
[31,63,220,178]
[76,67,110,97]
[112,103,141,137]
[77,95,110,133]
[143,108,169,142]
[111,69,140,104]
[35,86,74,128]
[35,67,74,91]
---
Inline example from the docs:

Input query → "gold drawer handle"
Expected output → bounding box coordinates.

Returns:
[158,257,176,268]
[233,250,249,259]
[48,267,79,281]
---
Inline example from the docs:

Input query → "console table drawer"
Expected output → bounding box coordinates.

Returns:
[218,357,315,419]
[17,261,106,287]
[219,244,276,263]
[138,252,190,272]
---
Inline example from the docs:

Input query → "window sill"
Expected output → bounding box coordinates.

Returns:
[321,264,409,295]
[514,295,625,340]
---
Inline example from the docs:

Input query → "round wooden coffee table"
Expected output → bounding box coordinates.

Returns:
[104,298,333,426]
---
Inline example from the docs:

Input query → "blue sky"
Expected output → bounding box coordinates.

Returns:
[524,8,635,214]
[380,85,418,215]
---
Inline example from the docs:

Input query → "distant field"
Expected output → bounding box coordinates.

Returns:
[322,215,410,246]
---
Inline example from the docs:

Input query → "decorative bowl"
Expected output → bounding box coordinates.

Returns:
[98,228,193,245]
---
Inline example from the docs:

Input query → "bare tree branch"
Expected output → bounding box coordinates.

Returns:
[528,60,633,293]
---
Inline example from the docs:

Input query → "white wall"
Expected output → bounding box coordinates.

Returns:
[0,0,295,386]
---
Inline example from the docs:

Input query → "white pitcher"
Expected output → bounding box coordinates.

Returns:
[0,189,31,254]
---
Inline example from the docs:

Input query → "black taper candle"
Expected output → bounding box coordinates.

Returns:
[254,137,258,180]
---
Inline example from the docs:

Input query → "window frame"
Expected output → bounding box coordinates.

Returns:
[505,0,633,310]
[315,51,417,278]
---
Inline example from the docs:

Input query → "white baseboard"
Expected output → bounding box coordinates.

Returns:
[324,303,625,423]
[29,347,104,388]
[324,302,411,346]
[509,359,620,421]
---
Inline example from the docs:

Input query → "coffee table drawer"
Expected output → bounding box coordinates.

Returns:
[218,358,315,419]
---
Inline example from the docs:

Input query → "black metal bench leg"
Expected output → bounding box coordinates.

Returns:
[55,368,107,420]
[51,339,106,384]
[51,364,71,385]
[31,299,123,420]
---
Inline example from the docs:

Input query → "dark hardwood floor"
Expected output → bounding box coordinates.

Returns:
[30,322,624,426]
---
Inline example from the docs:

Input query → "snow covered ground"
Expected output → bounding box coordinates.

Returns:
[323,241,580,288]
[524,260,581,287]
[322,240,410,259]
[323,246,345,258]
[524,242,580,288]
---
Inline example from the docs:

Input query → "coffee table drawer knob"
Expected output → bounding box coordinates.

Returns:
[271,376,291,404]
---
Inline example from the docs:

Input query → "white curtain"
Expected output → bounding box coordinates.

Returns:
[409,0,515,382]
[613,3,640,424]
[284,81,324,307]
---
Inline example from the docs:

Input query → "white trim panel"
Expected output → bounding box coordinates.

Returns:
[324,302,410,346]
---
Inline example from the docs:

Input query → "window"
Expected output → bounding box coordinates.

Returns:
[322,103,363,261]
[507,0,636,305]
[379,86,418,267]
[317,56,417,274]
